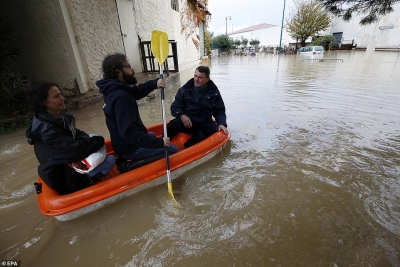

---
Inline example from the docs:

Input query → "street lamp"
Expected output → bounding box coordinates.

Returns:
[225,16,231,36]
[279,0,286,48]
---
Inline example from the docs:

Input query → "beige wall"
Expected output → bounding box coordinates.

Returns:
[67,0,124,88]
[329,4,400,49]
[174,0,203,70]
[0,0,202,96]
[133,0,202,71]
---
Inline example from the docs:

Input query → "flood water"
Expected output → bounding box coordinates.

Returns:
[1,51,400,266]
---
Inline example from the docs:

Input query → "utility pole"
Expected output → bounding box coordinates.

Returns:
[225,16,231,36]
[279,0,286,48]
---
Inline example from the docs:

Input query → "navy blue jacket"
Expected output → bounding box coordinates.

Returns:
[171,78,227,127]
[96,79,164,156]
[26,112,104,194]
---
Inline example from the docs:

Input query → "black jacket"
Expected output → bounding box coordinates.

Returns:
[96,79,164,156]
[26,112,104,194]
[171,78,227,127]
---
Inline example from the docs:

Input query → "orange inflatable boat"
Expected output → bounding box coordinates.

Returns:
[35,123,231,221]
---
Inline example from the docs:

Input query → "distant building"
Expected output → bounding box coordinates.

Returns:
[328,3,400,51]
[228,23,297,47]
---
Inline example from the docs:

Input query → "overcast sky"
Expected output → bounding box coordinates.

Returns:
[207,0,295,36]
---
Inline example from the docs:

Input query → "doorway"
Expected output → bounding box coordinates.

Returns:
[116,0,141,71]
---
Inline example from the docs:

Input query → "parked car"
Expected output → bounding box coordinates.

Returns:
[298,46,324,55]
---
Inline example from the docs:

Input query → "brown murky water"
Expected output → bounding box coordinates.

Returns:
[1,51,400,266]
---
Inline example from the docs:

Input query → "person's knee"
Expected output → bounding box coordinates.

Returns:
[104,155,116,166]
[167,119,179,127]
[167,119,182,138]
[169,144,178,154]
[99,155,116,175]
[88,155,116,177]
[203,124,218,137]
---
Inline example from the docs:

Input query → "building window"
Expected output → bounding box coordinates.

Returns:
[171,0,179,11]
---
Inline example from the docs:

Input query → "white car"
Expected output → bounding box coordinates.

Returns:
[299,46,324,55]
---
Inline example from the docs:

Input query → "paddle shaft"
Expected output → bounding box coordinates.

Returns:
[150,30,175,200]
[159,66,171,183]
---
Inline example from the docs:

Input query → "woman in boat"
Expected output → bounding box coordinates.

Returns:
[25,81,115,195]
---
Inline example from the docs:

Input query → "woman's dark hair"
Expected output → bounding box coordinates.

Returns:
[25,81,58,113]
[102,53,127,79]
[196,66,210,78]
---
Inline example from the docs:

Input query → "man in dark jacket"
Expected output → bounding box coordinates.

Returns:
[167,66,228,147]
[96,53,177,160]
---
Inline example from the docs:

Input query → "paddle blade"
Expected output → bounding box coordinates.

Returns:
[168,182,176,202]
[151,30,169,65]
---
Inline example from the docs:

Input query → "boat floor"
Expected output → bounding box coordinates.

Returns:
[104,132,190,179]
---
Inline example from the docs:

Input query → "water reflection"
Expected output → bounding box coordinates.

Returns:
[0,51,400,266]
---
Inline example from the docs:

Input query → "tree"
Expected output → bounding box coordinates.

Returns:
[210,34,233,49]
[316,0,400,25]
[286,0,331,47]
[249,39,260,46]
[249,39,261,52]
[241,36,248,47]
[204,29,212,57]
[234,38,241,47]
[312,35,336,50]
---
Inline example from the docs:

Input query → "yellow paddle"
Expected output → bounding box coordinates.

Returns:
[150,30,176,201]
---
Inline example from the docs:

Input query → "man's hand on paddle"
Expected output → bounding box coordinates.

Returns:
[163,136,171,147]
[157,79,166,89]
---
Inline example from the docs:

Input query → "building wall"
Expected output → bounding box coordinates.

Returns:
[132,0,173,41]
[68,0,124,88]
[71,0,201,80]
[131,0,201,70]
[329,4,400,49]
[0,0,201,96]
[172,0,202,70]
[0,0,78,95]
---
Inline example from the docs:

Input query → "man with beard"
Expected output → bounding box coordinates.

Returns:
[96,53,178,163]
